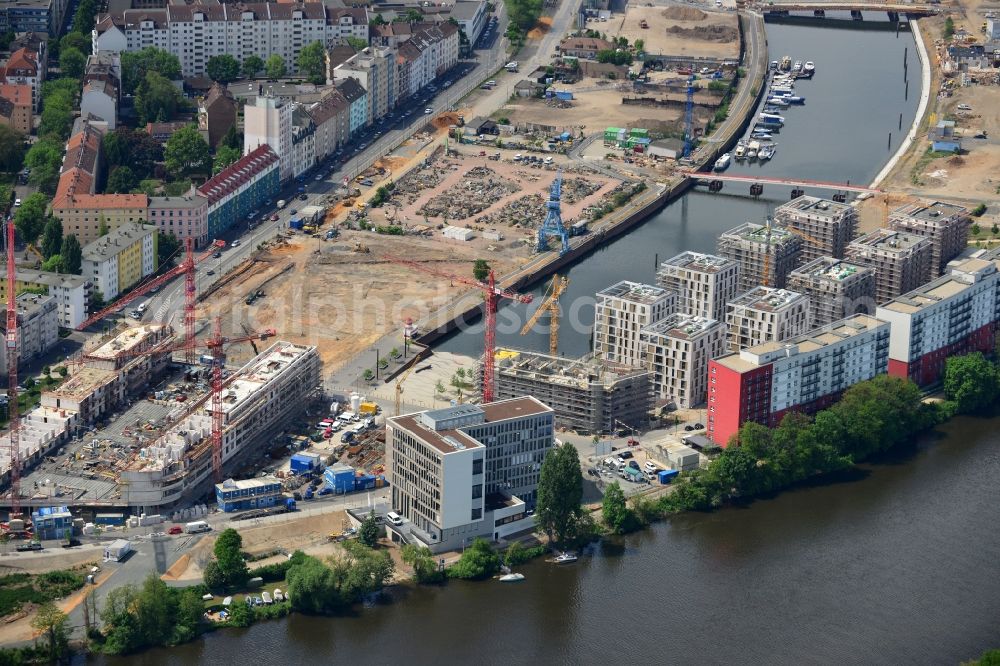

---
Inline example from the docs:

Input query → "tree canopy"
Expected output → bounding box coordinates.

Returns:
[135,71,184,124]
[601,481,632,534]
[164,125,211,179]
[24,139,63,194]
[0,125,26,173]
[100,574,205,654]
[39,82,76,141]
[60,234,82,274]
[358,510,379,547]
[506,0,542,30]
[297,41,327,85]
[944,352,1000,414]
[103,127,162,184]
[286,545,395,615]
[242,55,265,79]
[106,166,138,194]
[122,47,182,95]
[265,54,287,80]
[40,217,63,259]
[59,46,87,79]
[447,538,500,580]
[14,193,49,245]
[213,146,241,174]
[207,54,241,83]
[212,528,249,589]
[536,443,584,546]
[472,259,490,282]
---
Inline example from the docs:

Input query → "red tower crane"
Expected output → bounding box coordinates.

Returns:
[106,319,276,483]
[382,254,533,403]
[5,218,20,518]
[76,238,225,333]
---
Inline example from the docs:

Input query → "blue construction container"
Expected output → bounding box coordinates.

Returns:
[290,453,321,474]
[323,463,356,494]
[289,218,304,230]
[554,91,574,101]
[32,506,73,540]
[354,474,376,491]
[95,513,125,526]
[658,469,679,484]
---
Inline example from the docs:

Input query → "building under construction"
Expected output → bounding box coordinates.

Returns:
[120,341,320,511]
[773,195,858,263]
[493,348,652,435]
[718,221,803,292]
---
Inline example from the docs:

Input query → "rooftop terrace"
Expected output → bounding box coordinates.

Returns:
[597,280,671,305]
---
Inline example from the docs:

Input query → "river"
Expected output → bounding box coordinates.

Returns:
[93,21,1000,666]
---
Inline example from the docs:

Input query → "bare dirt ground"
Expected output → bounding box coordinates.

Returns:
[500,82,683,132]
[610,5,739,60]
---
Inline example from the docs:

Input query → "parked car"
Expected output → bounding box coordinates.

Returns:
[618,450,633,460]
[16,542,42,552]
[168,526,183,535]
[386,511,404,526]
[232,239,241,247]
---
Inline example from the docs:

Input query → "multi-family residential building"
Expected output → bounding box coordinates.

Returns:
[0,84,32,134]
[93,4,369,78]
[876,253,1000,387]
[707,314,890,445]
[395,23,460,99]
[197,82,237,148]
[0,293,58,369]
[846,229,933,305]
[557,36,613,59]
[773,195,857,263]
[450,0,489,44]
[80,53,121,130]
[725,287,811,352]
[197,145,280,237]
[494,348,653,435]
[81,222,158,301]
[656,251,740,321]
[332,46,395,125]
[0,269,90,328]
[888,200,969,276]
[336,77,368,134]
[307,88,350,161]
[593,280,675,366]
[718,220,803,292]
[639,313,726,408]
[148,191,210,248]
[788,256,877,327]
[54,193,149,247]
[386,397,554,553]
[1,46,44,111]
[244,95,293,180]
[290,105,316,179]
[0,0,69,35]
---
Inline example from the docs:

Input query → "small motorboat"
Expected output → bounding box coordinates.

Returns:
[499,573,526,582]
[751,131,773,141]
[784,95,805,104]
[766,97,790,108]
[734,139,748,160]
[803,61,816,76]
[714,152,731,171]
[758,143,776,161]
[222,596,233,607]
[769,60,779,69]
[747,140,760,160]
[262,591,273,605]
[792,60,803,72]
[779,55,792,71]
[553,552,578,564]
[273,589,284,602]
[759,112,785,124]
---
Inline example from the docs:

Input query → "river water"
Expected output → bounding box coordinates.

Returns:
[93,23,1000,666]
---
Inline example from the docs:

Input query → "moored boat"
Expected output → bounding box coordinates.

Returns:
[747,140,760,159]
[734,139,748,160]
[779,55,792,71]
[758,143,776,161]
[803,61,815,76]
[784,95,805,104]
[714,152,731,171]
[499,573,526,582]
[766,97,789,108]
[552,552,578,564]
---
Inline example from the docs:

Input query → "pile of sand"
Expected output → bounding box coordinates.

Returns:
[527,16,552,39]
[665,24,738,42]
[662,6,708,21]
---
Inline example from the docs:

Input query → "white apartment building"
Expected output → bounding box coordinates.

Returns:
[81,222,158,301]
[707,315,890,445]
[2,269,90,329]
[656,251,740,321]
[788,256,877,327]
[0,293,58,369]
[290,106,316,179]
[773,195,858,263]
[244,95,294,180]
[395,23,460,99]
[640,313,726,408]
[93,4,369,78]
[386,398,554,553]
[725,286,811,352]
[888,200,969,276]
[593,281,675,366]
[876,252,1000,387]
[332,46,395,125]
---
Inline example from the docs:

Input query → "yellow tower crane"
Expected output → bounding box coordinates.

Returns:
[761,220,827,287]
[394,361,419,416]
[519,275,569,355]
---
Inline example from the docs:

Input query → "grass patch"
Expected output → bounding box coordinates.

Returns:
[0,568,86,616]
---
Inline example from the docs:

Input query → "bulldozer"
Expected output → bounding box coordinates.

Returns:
[353,241,370,254]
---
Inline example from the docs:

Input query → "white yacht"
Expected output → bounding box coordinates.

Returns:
[714,152,732,171]
[758,143,776,161]
[747,140,760,159]
[553,552,578,564]
[803,61,816,76]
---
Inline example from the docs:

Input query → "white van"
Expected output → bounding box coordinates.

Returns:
[185,520,211,534]
[338,411,357,423]
[386,511,403,526]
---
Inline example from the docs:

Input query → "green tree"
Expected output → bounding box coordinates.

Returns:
[158,231,181,266]
[59,46,87,79]
[336,540,395,601]
[265,54,287,80]
[24,139,63,193]
[535,443,584,546]
[203,559,225,591]
[98,218,109,237]
[944,352,1000,414]
[213,145,241,174]
[121,47,182,95]
[106,165,138,193]
[14,193,49,244]
[39,92,74,141]
[227,598,254,627]
[601,481,630,533]
[41,254,64,272]
[0,124,26,172]
[60,32,90,54]
[297,41,327,85]
[346,36,368,51]
[135,71,184,124]
[165,125,211,179]
[242,55,265,79]
[101,584,141,654]
[206,54,241,83]
[401,544,443,583]
[220,125,243,151]
[60,234,82,274]
[448,538,500,579]
[172,587,205,645]
[40,216,63,259]
[214,528,249,588]
[287,554,342,614]
[634,38,645,53]
[358,510,379,547]
[89,289,105,311]
[30,602,69,662]
[972,223,982,236]
[944,16,955,39]
[472,258,490,282]
[135,575,176,647]
[103,127,163,181]
[965,649,1000,666]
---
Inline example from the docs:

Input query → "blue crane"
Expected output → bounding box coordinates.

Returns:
[683,74,696,158]
[536,171,570,255]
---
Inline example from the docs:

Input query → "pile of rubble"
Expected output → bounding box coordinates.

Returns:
[561,177,603,204]
[476,193,547,229]
[392,151,450,206]
[418,167,519,221]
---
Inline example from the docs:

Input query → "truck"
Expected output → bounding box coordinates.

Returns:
[104,539,132,562]
[184,520,211,534]
[358,402,380,416]
[277,199,287,209]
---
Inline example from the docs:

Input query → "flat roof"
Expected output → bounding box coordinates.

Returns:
[597,280,671,305]
[391,413,485,454]
[216,476,280,491]
[82,223,155,261]
[893,200,966,223]
[14,292,54,316]
[851,229,927,253]
[728,286,806,312]
[879,255,998,314]
[721,221,796,244]
[659,250,735,274]
[216,341,315,418]
[642,313,722,341]
[495,347,650,388]
[791,256,870,282]
[86,325,168,360]
[49,366,116,398]
[776,194,852,218]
